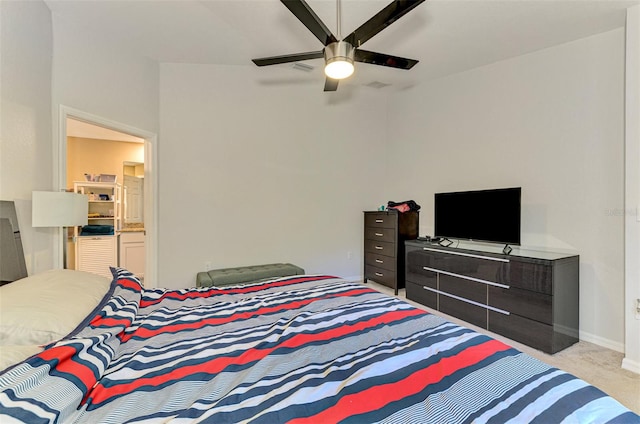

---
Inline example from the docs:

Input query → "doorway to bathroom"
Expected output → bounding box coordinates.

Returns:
[56,107,157,286]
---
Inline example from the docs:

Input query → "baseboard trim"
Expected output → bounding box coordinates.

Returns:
[579,330,624,353]
[622,357,640,374]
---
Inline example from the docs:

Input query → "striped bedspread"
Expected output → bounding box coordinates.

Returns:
[1,268,638,423]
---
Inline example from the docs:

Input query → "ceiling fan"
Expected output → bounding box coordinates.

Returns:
[252,0,426,91]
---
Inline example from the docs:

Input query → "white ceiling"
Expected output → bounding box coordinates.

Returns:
[45,0,638,90]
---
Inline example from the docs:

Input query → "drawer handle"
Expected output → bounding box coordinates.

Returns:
[375,233,384,237]
[375,259,383,263]
[375,246,383,250]
[375,272,384,277]
[422,266,510,289]
[375,219,384,223]
[423,287,510,315]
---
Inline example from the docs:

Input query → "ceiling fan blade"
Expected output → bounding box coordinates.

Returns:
[281,0,338,46]
[324,77,339,92]
[252,51,324,67]
[343,0,426,48]
[354,49,418,69]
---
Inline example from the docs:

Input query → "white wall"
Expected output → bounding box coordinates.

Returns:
[50,15,159,136]
[66,137,144,188]
[50,13,160,279]
[0,0,54,274]
[0,6,160,278]
[159,64,387,287]
[387,29,626,350]
[624,5,640,373]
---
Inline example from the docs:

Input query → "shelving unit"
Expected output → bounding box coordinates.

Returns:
[73,181,122,279]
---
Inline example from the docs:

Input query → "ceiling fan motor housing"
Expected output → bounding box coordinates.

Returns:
[324,41,355,64]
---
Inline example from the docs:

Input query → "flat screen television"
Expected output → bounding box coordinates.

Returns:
[434,187,521,245]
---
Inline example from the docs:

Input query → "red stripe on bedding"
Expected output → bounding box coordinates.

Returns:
[289,339,511,424]
[118,278,142,291]
[278,308,425,350]
[85,307,424,406]
[138,276,338,308]
[37,346,97,390]
[93,317,134,328]
[120,288,374,343]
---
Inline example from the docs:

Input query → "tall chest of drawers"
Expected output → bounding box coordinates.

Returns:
[363,210,419,294]
[405,240,579,353]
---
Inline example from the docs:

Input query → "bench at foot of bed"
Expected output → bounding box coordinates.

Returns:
[196,263,305,288]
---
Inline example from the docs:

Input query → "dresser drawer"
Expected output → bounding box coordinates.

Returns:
[440,295,487,328]
[509,260,552,294]
[488,311,553,353]
[365,265,397,288]
[364,239,395,258]
[364,213,397,229]
[365,253,396,272]
[406,280,437,310]
[416,247,509,285]
[488,286,552,325]
[440,274,487,305]
[406,248,436,275]
[406,268,437,290]
[364,227,395,243]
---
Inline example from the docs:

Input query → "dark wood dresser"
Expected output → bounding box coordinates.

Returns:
[363,210,419,294]
[405,240,579,353]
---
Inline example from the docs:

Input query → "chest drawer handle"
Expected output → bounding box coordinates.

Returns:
[375,219,384,223]
[375,246,383,250]
[375,233,384,237]
[375,272,384,277]
[375,259,383,263]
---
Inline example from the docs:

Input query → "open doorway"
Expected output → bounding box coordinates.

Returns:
[56,106,157,286]
[65,118,144,282]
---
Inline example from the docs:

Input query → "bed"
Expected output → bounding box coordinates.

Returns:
[0,268,638,423]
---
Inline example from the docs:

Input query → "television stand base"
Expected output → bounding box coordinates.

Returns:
[404,240,580,354]
[503,244,513,255]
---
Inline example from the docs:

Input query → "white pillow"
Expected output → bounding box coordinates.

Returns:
[0,345,43,371]
[0,269,112,346]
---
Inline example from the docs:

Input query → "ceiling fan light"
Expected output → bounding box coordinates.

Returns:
[325,58,354,79]
[324,41,355,80]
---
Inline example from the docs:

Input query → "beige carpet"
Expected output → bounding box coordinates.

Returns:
[367,281,640,414]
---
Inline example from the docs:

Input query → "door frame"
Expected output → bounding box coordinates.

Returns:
[54,105,158,287]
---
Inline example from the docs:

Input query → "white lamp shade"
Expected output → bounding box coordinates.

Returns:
[32,191,88,227]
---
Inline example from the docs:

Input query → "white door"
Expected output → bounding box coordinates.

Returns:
[124,175,144,223]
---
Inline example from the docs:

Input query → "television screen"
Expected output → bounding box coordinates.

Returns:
[434,187,521,245]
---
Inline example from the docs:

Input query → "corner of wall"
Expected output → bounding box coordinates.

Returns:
[624,4,640,374]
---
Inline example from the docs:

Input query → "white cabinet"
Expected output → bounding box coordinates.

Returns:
[76,236,118,279]
[73,181,122,278]
[119,232,145,281]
